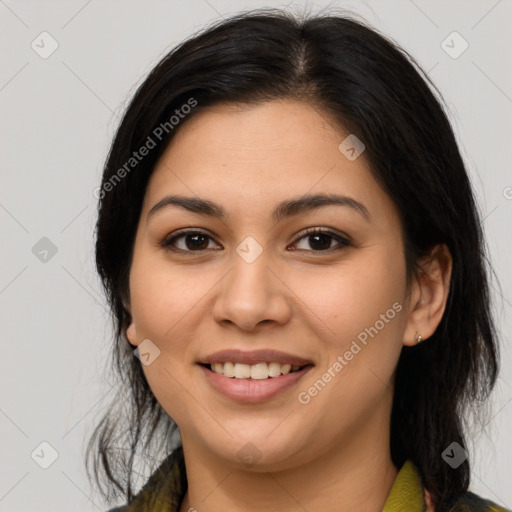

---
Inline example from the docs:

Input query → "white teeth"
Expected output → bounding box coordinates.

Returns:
[251,363,268,380]
[223,362,235,378]
[234,363,251,379]
[268,362,282,377]
[210,361,303,379]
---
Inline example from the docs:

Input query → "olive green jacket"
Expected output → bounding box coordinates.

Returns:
[108,447,509,511]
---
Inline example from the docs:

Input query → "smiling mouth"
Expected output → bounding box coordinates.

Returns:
[201,362,312,380]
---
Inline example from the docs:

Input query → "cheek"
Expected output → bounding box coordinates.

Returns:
[128,258,202,426]
[296,246,406,408]
[129,248,210,341]
[302,248,406,346]
[296,288,404,438]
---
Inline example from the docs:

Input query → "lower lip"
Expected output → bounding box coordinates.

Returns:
[199,364,313,403]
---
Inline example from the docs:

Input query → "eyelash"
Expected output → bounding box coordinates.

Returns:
[160,227,352,255]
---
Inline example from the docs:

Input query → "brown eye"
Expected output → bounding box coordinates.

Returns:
[291,228,351,252]
[161,228,350,254]
[161,230,220,252]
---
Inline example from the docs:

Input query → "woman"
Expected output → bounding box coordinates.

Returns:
[87,8,509,512]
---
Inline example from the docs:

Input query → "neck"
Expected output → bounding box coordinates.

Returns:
[179,421,398,512]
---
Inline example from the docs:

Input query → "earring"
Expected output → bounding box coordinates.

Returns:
[415,330,423,344]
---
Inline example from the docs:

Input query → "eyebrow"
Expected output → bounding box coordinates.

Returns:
[147,193,371,224]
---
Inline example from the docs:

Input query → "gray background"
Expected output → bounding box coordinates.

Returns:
[1,0,511,510]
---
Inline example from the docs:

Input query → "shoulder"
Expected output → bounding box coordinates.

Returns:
[449,491,510,512]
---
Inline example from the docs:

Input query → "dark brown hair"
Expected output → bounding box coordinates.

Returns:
[87,8,499,511]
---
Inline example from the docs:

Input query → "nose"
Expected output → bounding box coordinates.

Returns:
[212,248,292,332]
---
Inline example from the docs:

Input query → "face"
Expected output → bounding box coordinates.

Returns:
[126,99,414,471]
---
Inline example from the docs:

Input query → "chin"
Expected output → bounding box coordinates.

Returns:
[199,430,309,472]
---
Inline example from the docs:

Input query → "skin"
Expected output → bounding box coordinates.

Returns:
[125,99,452,512]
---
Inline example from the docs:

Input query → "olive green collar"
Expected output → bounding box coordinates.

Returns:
[382,460,425,511]
[111,449,508,512]
[114,449,426,512]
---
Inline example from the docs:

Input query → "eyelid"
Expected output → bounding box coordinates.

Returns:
[161,228,221,252]
[294,226,350,242]
[291,227,352,252]
[161,227,352,253]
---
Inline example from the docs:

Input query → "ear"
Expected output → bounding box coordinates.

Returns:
[125,321,140,347]
[403,243,452,347]
[122,296,140,348]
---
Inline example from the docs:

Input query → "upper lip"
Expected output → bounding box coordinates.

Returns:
[198,349,313,367]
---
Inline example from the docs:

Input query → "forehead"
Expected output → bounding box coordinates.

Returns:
[142,100,397,225]
[162,99,347,167]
